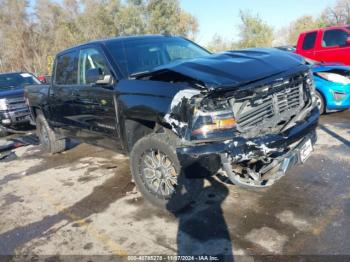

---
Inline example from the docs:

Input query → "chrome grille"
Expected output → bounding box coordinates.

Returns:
[276,84,302,114]
[6,96,27,111]
[233,73,307,135]
[236,97,274,128]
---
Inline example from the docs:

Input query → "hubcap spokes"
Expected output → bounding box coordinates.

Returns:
[316,96,322,110]
[141,149,177,198]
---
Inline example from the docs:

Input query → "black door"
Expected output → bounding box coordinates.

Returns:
[49,50,79,130]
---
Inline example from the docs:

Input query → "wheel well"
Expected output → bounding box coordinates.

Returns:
[125,119,156,152]
[316,89,327,107]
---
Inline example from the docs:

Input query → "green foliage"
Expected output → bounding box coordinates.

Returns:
[283,0,350,45]
[286,16,319,45]
[237,10,274,48]
[2,0,350,75]
[0,0,198,74]
[206,34,234,53]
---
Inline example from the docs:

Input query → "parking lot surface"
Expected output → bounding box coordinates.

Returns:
[0,111,349,259]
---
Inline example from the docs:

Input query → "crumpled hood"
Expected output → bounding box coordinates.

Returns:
[148,48,305,88]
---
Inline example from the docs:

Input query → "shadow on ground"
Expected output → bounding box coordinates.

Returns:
[319,124,350,148]
[167,171,234,261]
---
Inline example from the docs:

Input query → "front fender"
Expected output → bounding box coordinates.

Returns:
[115,79,197,149]
[315,77,350,110]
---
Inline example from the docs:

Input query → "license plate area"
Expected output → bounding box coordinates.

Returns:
[299,139,313,163]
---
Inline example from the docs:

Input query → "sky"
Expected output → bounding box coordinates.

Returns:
[28,0,338,45]
[179,0,338,45]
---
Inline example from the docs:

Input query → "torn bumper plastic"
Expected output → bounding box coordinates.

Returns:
[177,107,319,178]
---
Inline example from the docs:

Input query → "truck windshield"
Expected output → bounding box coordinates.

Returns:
[106,37,211,77]
[0,73,41,90]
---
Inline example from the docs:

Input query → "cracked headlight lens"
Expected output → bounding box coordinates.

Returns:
[191,100,236,136]
[0,99,8,110]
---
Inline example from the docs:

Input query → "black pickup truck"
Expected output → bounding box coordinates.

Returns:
[0,72,40,136]
[25,35,319,209]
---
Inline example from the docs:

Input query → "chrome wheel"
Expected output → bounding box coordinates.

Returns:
[316,95,322,110]
[315,91,325,114]
[140,149,177,199]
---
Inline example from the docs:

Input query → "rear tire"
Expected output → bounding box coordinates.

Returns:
[36,111,66,154]
[130,133,202,212]
[315,91,325,114]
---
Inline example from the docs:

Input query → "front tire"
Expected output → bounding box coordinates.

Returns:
[130,133,202,212]
[36,112,66,154]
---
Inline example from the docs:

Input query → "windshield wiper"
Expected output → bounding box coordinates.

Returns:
[129,70,151,79]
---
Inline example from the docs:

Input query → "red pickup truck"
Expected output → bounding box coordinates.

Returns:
[296,25,350,65]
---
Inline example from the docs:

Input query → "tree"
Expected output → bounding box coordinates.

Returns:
[175,12,198,40]
[114,0,146,35]
[0,0,33,72]
[237,10,274,48]
[206,34,233,53]
[79,0,120,39]
[321,0,350,26]
[0,0,199,75]
[145,0,197,38]
[286,15,324,45]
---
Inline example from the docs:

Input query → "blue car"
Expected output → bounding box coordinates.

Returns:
[307,59,350,114]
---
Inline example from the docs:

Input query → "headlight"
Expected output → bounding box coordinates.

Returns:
[191,100,236,136]
[0,99,8,110]
[333,91,346,101]
[316,72,350,85]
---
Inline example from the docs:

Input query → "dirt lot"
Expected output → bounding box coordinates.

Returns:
[0,110,349,260]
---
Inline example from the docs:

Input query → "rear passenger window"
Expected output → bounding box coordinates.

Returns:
[302,32,317,50]
[55,51,78,85]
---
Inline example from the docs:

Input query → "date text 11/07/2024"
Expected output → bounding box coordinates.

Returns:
[127,255,220,261]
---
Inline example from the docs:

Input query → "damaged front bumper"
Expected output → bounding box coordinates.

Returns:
[177,107,319,183]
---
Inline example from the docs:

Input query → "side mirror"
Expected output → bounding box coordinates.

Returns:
[346,37,350,46]
[86,68,112,85]
[86,68,103,84]
[96,75,112,85]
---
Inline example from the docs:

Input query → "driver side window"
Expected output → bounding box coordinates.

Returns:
[322,29,349,48]
[78,48,110,84]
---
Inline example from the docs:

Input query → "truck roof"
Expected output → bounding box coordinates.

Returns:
[57,34,180,56]
[301,24,350,34]
[0,71,27,76]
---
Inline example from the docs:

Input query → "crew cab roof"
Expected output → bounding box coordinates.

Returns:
[56,35,178,56]
[301,25,350,34]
